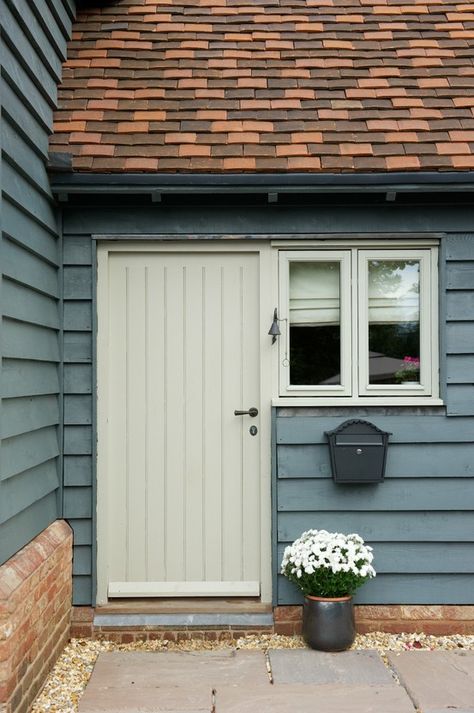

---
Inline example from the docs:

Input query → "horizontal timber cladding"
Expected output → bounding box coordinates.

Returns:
[60,207,474,606]
[62,235,94,605]
[445,235,474,415]
[274,409,474,606]
[0,0,73,564]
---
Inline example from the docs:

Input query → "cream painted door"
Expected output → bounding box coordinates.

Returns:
[98,249,264,599]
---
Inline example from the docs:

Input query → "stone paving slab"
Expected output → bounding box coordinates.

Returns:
[79,680,415,713]
[79,685,212,713]
[215,683,415,713]
[426,710,474,713]
[83,651,268,690]
[387,651,474,712]
[79,649,451,713]
[268,649,394,685]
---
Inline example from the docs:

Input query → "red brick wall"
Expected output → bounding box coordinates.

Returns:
[71,603,474,642]
[274,604,474,636]
[0,521,72,713]
[71,607,274,643]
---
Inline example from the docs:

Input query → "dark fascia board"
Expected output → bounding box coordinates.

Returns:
[50,171,474,197]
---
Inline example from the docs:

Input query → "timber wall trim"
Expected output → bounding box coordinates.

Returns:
[62,200,474,236]
[62,235,95,605]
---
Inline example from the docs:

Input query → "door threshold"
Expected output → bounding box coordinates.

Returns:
[94,598,273,629]
[94,611,274,628]
[96,597,271,615]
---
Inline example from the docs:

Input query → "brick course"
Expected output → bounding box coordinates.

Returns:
[273,605,474,636]
[69,604,474,643]
[70,606,274,643]
[0,521,72,713]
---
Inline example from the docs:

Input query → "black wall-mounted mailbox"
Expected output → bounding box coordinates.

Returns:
[325,420,391,484]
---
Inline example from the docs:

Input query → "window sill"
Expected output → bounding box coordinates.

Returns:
[272,397,444,407]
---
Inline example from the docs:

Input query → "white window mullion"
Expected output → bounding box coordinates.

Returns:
[351,248,359,398]
[339,252,352,396]
[419,253,431,394]
[430,248,440,400]
[357,250,370,396]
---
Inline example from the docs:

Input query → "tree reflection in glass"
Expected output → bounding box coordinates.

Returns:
[368,260,420,384]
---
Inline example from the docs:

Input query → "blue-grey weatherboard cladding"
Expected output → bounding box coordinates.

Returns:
[0,0,74,564]
[61,199,474,606]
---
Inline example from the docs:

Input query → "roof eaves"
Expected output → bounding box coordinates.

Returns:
[50,171,474,198]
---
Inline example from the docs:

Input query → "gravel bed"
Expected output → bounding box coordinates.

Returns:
[31,633,474,713]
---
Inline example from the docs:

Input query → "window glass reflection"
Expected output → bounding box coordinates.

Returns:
[368,260,420,384]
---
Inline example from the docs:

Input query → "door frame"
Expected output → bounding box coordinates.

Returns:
[96,240,276,606]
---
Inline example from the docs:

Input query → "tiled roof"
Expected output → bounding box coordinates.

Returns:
[51,0,474,173]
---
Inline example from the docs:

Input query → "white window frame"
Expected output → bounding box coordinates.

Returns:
[358,249,435,398]
[279,250,352,397]
[278,245,440,404]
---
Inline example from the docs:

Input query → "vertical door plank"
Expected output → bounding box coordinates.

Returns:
[146,262,167,580]
[107,259,128,583]
[221,261,244,582]
[126,263,147,580]
[202,259,223,581]
[164,263,186,581]
[242,257,261,582]
[184,258,204,581]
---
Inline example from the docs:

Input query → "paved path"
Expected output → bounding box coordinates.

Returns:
[78,649,474,713]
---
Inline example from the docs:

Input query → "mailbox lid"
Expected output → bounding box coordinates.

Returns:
[335,434,383,446]
[326,419,391,441]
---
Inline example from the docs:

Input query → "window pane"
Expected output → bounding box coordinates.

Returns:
[367,260,420,385]
[289,261,341,385]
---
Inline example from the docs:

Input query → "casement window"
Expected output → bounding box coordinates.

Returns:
[278,247,439,403]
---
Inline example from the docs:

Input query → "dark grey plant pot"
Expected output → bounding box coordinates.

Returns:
[302,595,356,652]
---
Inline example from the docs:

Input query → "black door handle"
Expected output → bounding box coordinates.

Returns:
[234,407,258,417]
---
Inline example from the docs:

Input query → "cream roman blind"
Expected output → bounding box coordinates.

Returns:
[289,261,340,326]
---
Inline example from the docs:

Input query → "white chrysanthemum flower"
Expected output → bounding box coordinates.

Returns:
[280,528,376,596]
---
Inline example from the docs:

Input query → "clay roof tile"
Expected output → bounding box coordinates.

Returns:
[52,0,474,173]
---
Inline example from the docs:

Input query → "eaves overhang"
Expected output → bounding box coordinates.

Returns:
[50,171,474,200]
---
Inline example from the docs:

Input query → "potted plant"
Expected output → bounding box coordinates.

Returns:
[281,529,375,651]
[394,356,420,383]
